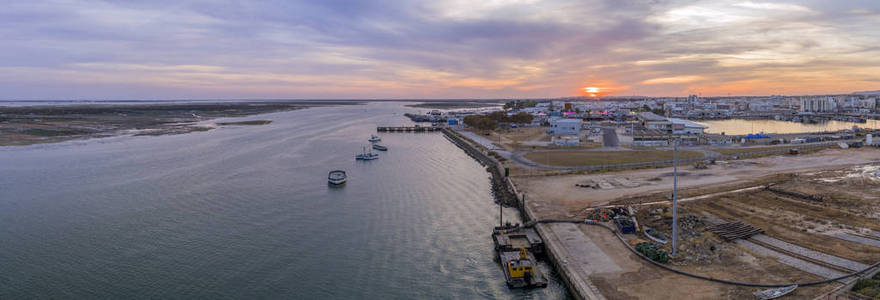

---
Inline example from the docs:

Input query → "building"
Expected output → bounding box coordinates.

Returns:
[668,118,707,135]
[633,129,669,146]
[548,118,582,135]
[801,97,836,113]
[638,112,671,132]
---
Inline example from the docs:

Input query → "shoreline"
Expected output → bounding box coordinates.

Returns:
[441,127,592,299]
[0,100,362,146]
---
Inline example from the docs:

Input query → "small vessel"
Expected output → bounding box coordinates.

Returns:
[644,228,668,245]
[499,247,548,289]
[372,144,388,151]
[368,135,381,142]
[328,170,347,185]
[754,285,797,300]
[355,146,379,160]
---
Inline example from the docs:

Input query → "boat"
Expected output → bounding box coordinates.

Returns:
[328,170,347,185]
[371,144,388,151]
[368,135,381,142]
[644,228,668,245]
[499,247,548,289]
[754,285,797,300]
[355,146,379,160]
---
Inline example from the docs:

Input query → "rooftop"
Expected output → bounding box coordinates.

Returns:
[668,118,708,129]
[638,112,668,121]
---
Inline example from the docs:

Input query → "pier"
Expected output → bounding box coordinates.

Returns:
[377,126,442,132]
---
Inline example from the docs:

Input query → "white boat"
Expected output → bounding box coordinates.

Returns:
[355,146,379,160]
[644,228,668,245]
[328,170,347,185]
[368,135,381,142]
[372,144,388,151]
[754,285,797,300]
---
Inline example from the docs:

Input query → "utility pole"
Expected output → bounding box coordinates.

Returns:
[672,137,679,256]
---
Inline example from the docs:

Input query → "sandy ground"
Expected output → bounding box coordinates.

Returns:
[514,148,880,212]
[518,148,880,299]
[548,223,840,299]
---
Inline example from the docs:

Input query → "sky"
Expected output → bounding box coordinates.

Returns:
[2,0,880,100]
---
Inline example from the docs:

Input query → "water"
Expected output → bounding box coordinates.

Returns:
[696,119,880,135]
[0,102,567,299]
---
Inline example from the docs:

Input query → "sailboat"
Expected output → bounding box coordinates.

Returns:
[355,146,379,160]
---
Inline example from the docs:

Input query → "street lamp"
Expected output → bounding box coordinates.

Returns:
[671,137,679,257]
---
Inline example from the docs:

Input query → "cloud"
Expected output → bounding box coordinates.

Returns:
[734,2,814,13]
[642,75,706,85]
[0,0,880,99]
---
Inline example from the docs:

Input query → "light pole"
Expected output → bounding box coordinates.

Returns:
[671,137,679,257]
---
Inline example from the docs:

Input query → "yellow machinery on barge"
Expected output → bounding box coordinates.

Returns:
[492,223,548,288]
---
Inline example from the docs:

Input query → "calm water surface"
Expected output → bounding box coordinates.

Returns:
[696,119,880,135]
[0,102,567,299]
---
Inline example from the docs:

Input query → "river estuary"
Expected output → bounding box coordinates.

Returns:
[0,102,567,299]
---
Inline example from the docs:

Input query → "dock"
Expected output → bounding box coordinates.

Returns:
[492,225,545,255]
[376,126,441,132]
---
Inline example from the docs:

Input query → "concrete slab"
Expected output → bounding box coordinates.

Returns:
[751,235,869,271]
[548,223,622,275]
[829,233,880,248]
[736,240,848,281]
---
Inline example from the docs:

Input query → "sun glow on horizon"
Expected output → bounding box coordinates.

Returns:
[584,86,599,97]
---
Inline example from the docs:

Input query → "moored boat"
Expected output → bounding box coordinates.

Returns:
[368,134,381,142]
[644,227,668,245]
[355,146,379,160]
[754,285,797,300]
[499,247,548,289]
[372,144,387,151]
[328,170,347,185]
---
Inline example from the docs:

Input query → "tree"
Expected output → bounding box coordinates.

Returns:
[475,117,497,131]
[509,112,534,124]
[487,111,508,122]
[463,115,482,128]
[463,114,498,131]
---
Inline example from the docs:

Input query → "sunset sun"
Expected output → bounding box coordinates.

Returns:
[584,86,600,97]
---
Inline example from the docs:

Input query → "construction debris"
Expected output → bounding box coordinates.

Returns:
[707,221,764,241]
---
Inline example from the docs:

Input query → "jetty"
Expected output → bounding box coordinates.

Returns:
[376,125,441,132]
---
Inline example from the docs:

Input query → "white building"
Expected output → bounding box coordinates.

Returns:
[668,118,707,135]
[801,97,837,113]
[548,118,582,136]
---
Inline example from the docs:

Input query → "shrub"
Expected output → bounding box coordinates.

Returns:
[635,242,669,263]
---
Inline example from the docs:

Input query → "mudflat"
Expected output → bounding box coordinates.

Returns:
[0,100,361,146]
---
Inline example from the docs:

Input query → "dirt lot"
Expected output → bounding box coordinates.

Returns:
[577,221,839,299]
[523,149,704,167]
[710,144,835,156]
[465,127,602,151]
[513,148,880,211]
[518,148,880,299]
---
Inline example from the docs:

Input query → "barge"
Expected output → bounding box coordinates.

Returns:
[492,223,547,289]
[498,248,548,288]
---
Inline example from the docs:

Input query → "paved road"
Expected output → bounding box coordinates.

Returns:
[454,129,512,159]
[602,128,619,147]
